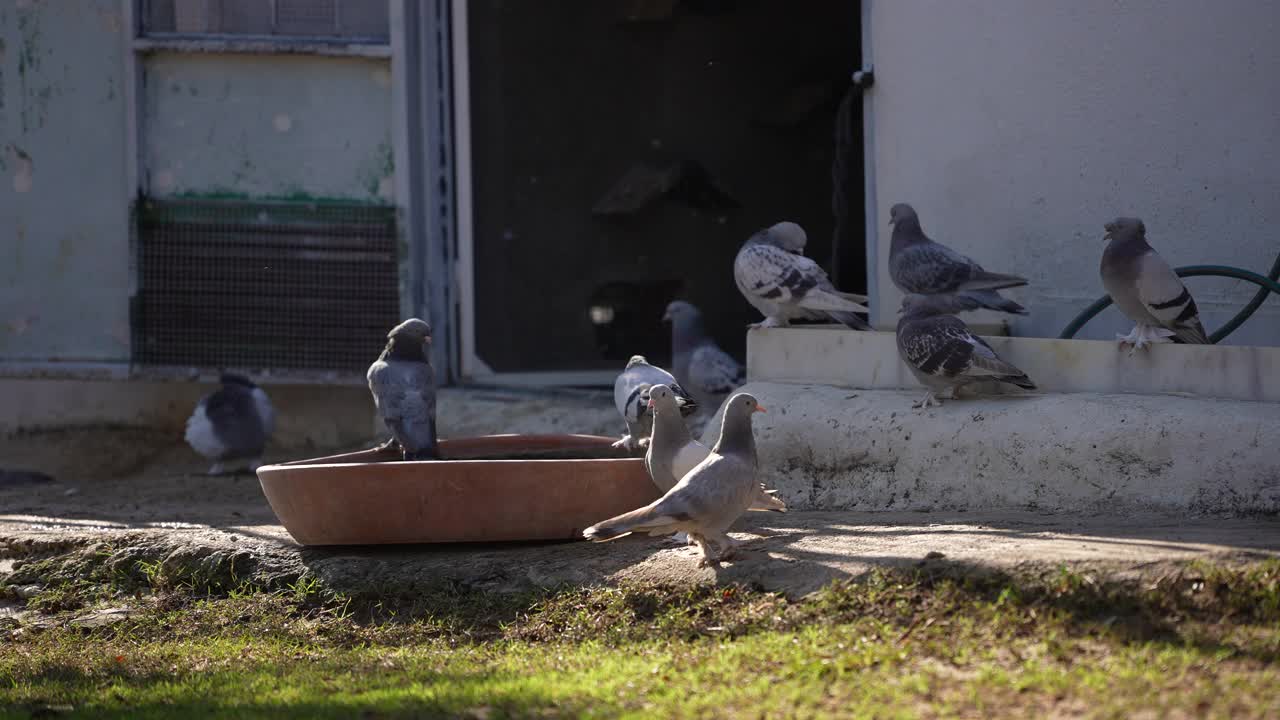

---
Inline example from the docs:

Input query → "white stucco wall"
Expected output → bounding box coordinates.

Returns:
[144,53,394,202]
[866,0,1280,346]
[0,1,132,362]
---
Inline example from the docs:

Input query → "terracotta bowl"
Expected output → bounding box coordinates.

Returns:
[255,434,659,546]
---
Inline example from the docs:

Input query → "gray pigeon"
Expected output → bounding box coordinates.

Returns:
[644,384,786,518]
[888,203,1028,315]
[663,300,746,413]
[896,294,1036,408]
[185,373,275,475]
[612,355,697,451]
[585,392,766,567]
[1101,217,1209,353]
[367,318,438,460]
[734,221,871,329]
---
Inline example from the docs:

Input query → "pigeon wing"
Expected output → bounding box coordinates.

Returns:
[1134,252,1210,344]
[688,345,745,398]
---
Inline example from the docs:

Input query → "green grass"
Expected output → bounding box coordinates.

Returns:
[2,561,1278,719]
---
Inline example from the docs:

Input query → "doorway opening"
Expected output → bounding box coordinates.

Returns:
[462,0,864,380]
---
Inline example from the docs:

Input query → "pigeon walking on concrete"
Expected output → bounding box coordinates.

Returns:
[663,300,746,414]
[612,355,697,451]
[734,221,870,329]
[367,318,439,460]
[645,384,786,526]
[888,203,1028,315]
[585,392,767,567]
[185,373,275,475]
[896,294,1036,409]
[1100,217,1209,353]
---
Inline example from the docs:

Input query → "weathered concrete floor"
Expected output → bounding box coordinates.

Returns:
[2,404,1278,599]
[3,506,1277,597]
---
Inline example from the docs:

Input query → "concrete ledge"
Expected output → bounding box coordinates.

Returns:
[748,327,1280,403]
[704,382,1280,514]
[0,378,375,449]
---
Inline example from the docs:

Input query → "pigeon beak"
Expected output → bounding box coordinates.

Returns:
[753,404,767,414]
[646,398,655,409]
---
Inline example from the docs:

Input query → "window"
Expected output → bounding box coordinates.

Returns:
[141,0,389,43]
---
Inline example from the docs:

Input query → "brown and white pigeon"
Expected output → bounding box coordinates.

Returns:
[645,384,786,520]
[888,203,1028,316]
[585,392,766,567]
[611,355,697,451]
[896,294,1036,408]
[734,221,870,329]
[663,300,745,414]
[1100,216,1209,353]
[185,373,275,475]
[368,318,438,460]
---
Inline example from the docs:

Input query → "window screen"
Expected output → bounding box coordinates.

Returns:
[131,198,400,374]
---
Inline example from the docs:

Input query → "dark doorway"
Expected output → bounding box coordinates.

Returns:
[467,0,864,375]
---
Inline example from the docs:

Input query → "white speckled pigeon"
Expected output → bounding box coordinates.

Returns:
[888,203,1028,316]
[734,221,870,329]
[896,294,1036,409]
[367,318,438,460]
[1101,216,1209,354]
[645,384,786,522]
[185,373,275,475]
[611,355,697,451]
[662,300,745,413]
[585,392,766,567]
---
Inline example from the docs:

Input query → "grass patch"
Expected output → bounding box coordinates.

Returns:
[1,560,1278,718]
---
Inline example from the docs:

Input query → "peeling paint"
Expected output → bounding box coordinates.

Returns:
[6,144,33,193]
[153,169,176,192]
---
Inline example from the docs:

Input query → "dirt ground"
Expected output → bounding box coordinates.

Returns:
[3,417,1278,599]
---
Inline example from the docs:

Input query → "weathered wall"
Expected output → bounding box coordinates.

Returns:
[867,0,1280,346]
[143,52,393,202]
[0,1,131,362]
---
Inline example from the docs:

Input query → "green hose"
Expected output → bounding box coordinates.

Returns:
[1058,253,1280,343]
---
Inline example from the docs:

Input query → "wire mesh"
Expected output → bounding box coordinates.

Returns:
[131,198,400,374]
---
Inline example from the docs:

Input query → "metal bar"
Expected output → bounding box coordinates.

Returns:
[132,36,393,56]
[860,0,881,328]
[422,0,458,384]
[450,0,480,379]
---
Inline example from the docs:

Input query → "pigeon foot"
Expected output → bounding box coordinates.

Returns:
[912,392,941,409]
[749,316,787,329]
[610,435,637,450]
[1117,324,1175,355]
[664,532,693,546]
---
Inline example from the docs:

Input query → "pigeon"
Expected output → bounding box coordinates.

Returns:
[1101,216,1209,353]
[896,294,1036,408]
[644,384,786,520]
[663,300,745,413]
[367,318,439,460]
[888,203,1028,315]
[611,355,697,451]
[185,373,275,475]
[585,392,767,567]
[734,221,871,329]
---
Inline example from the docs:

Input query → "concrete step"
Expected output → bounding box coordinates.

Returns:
[701,382,1280,515]
[747,327,1280,403]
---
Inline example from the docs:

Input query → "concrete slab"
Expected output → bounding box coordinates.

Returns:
[2,510,1276,598]
[700,383,1280,514]
[748,327,1280,403]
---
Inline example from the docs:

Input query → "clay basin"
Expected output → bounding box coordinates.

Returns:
[255,434,659,546]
